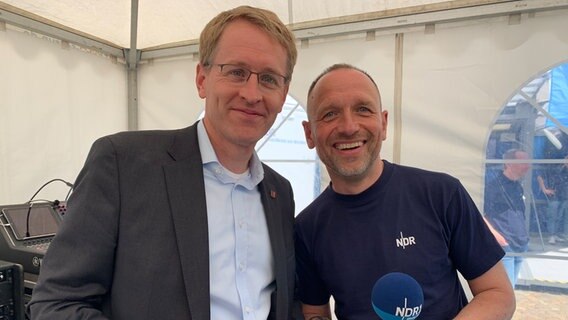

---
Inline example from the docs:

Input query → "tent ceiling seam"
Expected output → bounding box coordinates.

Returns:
[141,0,568,60]
[0,1,123,57]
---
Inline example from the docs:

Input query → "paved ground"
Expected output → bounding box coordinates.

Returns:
[514,289,568,319]
[513,234,568,319]
[520,235,568,286]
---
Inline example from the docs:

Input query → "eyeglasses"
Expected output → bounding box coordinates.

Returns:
[209,63,288,91]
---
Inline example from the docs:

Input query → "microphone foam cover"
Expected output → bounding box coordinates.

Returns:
[371,272,424,320]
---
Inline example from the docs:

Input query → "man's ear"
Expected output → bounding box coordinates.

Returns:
[196,63,207,99]
[302,120,316,149]
[381,110,389,141]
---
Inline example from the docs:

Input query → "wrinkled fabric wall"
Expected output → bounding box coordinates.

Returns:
[400,10,568,205]
[0,27,127,204]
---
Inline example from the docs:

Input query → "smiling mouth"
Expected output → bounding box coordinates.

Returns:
[234,108,263,117]
[335,141,364,150]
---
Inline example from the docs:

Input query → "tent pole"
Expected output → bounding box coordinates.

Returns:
[127,68,139,131]
[392,33,404,164]
[127,0,140,131]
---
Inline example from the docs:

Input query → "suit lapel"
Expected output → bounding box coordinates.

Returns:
[163,124,210,320]
[259,173,288,320]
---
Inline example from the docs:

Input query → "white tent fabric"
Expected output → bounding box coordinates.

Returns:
[1,0,568,211]
[2,0,450,49]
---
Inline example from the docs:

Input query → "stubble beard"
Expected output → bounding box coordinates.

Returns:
[322,142,380,179]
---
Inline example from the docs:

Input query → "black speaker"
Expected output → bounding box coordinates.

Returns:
[0,260,24,320]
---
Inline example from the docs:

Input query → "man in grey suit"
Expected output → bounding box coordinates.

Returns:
[28,5,298,320]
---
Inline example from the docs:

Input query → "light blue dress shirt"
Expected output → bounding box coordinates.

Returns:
[197,121,275,320]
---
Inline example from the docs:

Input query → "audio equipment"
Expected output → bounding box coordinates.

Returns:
[0,260,24,320]
[0,202,65,275]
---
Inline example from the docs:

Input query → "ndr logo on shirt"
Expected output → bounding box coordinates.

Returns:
[396,232,416,249]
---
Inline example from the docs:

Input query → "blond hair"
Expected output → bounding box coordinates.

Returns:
[199,6,297,81]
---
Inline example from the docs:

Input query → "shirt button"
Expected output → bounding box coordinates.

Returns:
[245,306,252,313]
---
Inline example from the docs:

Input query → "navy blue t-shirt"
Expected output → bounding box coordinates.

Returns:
[295,161,504,320]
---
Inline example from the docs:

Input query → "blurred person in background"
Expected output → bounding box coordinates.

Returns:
[484,148,531,288]
[537,155,568,244]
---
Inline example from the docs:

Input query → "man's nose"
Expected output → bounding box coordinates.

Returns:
[239,73,262,104]
[337,112,359,135]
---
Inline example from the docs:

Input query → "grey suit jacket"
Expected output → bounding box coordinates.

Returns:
[28,122,297,319]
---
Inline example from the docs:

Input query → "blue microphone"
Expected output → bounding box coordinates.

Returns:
[371,272,424,320]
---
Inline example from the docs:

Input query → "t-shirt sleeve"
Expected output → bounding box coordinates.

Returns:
[447,182,505,280]
[294,220,331,306]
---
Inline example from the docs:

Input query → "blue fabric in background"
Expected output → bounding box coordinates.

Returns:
[547,63,568,127]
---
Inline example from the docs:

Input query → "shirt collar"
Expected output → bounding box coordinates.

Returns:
[197,120,264,188]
